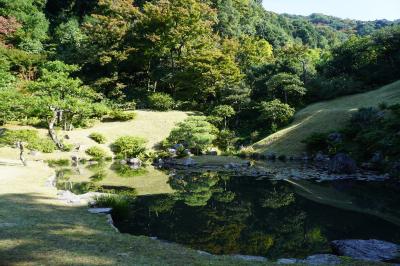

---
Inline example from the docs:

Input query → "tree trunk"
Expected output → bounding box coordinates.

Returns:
[48,109,64,150]
[16,141,27,166]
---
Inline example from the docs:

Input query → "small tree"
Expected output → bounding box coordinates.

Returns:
[259,99,295,128]
[266,73,306,105]
[167,116,218,155]
[211,105,235,129]
[215,129,237,152]
[28,61,105,149]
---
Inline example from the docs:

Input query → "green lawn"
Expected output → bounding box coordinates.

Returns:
[253,80,400,156]
[0,110,189,161]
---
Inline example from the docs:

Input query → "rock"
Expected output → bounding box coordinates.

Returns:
[29,150,39,156]
[128,158,141,168]
[173,143,184,150]
[120,159,127,165]
[278,254,341,265]
[304,254,341,265]
[371,152,384,164]
[266,152,276,160]
[183,158,196,166]
[64,134,70,139]
[302,152,310,161]
[277,258,299,264]
[183,149,192,156]
[71,155,79,162]
[232,255,267,262]
[331,239,400,262]
[168,148,177,155]
[328,132,343,143]
[88,208,112,214]
[315,152,327,162]
[328,153,357,174]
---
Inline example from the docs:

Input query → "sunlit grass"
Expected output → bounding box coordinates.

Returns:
[253,80,400,155]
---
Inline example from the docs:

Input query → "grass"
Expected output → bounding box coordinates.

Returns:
[253,80,400,156]
[0,110,189,161]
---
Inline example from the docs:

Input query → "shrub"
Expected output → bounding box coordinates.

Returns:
[302,133,330,154]
[111,136,147,159]
[85,146,108,160]
[148,92,175,111]
[62,143,74,152]
[166,116,218,155]
[107,110,136,121]
[89,132,107,144]
[215,129,237,152]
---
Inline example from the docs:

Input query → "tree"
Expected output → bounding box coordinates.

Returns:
[259,99,294,128]
[211,105,235,129]
[0,0,49,52]
[28,61,104,149]
[266,72,306,105]
[167,116,218,154]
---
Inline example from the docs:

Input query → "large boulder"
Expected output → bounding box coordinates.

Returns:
[328,153,357,174]
[331,239,400,262]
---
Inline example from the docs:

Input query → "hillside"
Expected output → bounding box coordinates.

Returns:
[252,80,400,156]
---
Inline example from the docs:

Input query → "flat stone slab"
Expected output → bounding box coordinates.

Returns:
[232,255,268,262]
[88,208,112,214]
[277,254,341,265]
[332,239,400,262]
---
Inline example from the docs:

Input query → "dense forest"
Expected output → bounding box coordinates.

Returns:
[0,0,399,162]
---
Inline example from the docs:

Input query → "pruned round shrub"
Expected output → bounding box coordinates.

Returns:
[148,92,175,111]
[108,110,136,121]
[166,116,218,155]
[89,132,107,144]
[85,146,108,160]
[111,136,147,159]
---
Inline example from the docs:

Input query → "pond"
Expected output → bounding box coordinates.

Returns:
[56,160,400,259]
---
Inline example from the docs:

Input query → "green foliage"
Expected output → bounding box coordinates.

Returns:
[259,99,295,127]
[211,105,235,129]
[85,146,108,160]
[167,116,218,154]
[148,93,175,111]
[94,194,135,219]
[0,129,56,153]
[111,136,147,159]
[107,110,136,122]
[302,133,330,154]
[215,129,237,152]
[47,159,70,168]
[89,132,107,144]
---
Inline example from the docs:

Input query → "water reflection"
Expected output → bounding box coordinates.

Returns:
[54,161,400,258]
[113,171,400,259]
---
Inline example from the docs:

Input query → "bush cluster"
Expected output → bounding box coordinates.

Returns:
[148,93,175,111]
[111,136,147,159]
[0,129,56,153]
[89,132,107,144]
[85,146,109,160]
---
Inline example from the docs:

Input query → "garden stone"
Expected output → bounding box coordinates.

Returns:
[207,148,218,156]
[277,258,299,264]
[328,132,343,143]
[120,159,127,165]
[304,254,341,265]
[331,239,400,262]
[88,208,112,214]
[266,152,276,160]
[315,152,327,161]
[168,148,177,155]
[232,255,267,262]
[128,158,141,167]
[183,149,192,156]
[183,158,196,166]
[329,153,357,174]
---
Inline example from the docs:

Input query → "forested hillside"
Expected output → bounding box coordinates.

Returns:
[1,0,399,150]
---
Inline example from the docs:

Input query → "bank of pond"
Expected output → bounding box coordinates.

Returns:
[52,158,400,262]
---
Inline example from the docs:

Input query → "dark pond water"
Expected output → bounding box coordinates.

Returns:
[54,161,400,259]
[113,171,400,259]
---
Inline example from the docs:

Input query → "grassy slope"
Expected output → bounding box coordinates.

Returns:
[253,80,400,156]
